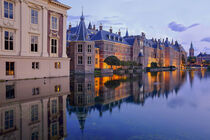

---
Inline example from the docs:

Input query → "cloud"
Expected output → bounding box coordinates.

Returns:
[168,22,199,32]
[201,37,210,43]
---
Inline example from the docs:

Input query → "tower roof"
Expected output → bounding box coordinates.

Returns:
[125,28,129,37]
[190,42,194,50]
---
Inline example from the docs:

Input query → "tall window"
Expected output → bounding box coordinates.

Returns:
[31,131,39,140]
[5,31,13,50]
[31,36,38,52]
[87,56,92,64]
[31,105,38,122]
[51,39,57,54]
[31,9,38,24]
[32,88,39,95]
[88,45,91,52]
[87,83,91,91]
[51,16,58,30]
[4,1,13,19]
[5,110,14,130]
[51,100,57,114]
[6,62,14,75]
[55,85,61,92]
[77,83,83,92]
[95,58,98,64]
[6,85,15,99]
[78,44,82,52]
[51,123,58,136]
[78,56,83,64]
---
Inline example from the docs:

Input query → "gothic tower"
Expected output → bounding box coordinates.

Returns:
[189,42,194,57]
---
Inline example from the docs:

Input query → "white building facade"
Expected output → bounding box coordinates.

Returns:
[0,0,71,80]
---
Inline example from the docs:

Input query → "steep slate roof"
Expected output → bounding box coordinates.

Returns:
[91,30,130,45]
[124,37,135,45]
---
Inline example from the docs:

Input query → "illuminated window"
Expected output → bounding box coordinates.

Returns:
[4,110,14,130]
[31,9,38,24]
[5,31,13,50]
[54,62,61,69]
[31,36,38,52]
[87,56,91,64]
[95,58,98,64]
[78,44,82,52]
[55,85,61,92]
[51,39,57,54]
[51,16,58,30]
[78,56,83,64]
[32,62,39,69]
[4,1,13,19]
[6,85,15,99]
[31,104,38,122]
[51,100,57,114]
[88,45,91,52]
[6,62,14,76]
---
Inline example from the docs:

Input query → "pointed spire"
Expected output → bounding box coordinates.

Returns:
[171,39,174,45]
[126,28,129,37]
[190,42,194,49]
[80,6,85,21]
[88,22,92,29]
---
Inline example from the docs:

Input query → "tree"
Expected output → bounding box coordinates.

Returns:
[104,56,120,68]
[151,62,158,68]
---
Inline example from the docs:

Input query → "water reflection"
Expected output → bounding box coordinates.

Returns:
[0,77,70,140]
[66,70,193,132]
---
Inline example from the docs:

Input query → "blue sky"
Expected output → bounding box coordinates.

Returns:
[60,0,210,55]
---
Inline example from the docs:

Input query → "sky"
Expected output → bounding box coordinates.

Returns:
[60,0,210,55]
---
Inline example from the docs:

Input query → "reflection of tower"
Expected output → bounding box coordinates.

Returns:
[75,108,88,131]
[189,42,194,57]
[189,71,194,87]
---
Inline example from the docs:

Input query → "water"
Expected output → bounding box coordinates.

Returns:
[0,70,210,140]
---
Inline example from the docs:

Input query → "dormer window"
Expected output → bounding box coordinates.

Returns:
[4,1,13,19]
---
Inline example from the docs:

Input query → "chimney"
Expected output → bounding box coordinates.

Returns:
[110,26,113,33]
[118,29,121,36]
[99,23,103,31]
[93,24,96,30]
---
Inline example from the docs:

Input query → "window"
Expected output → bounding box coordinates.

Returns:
[78,44,82,52]
[78,56,83,64]
[55,85,61,92]
[4,1,13,19]
[54,62,61,69]
[31,9,38,24]
[31,131,39,140]
[51,123,58,136]
[4,110,14,130]
[32,62,39,69]
[5,31,13,50]
[31,36,38,52]
[51,39,57,54]
[51,100,57,114]
[87,83,91,91]
[32,88,39,95]
[88,45,91,52]
[6,85,15,99]
[95,49,98,54]
[6,62,14,75]
[78,83,83,92]
[95,58,98,64]
[51,16,58,30]
[87,56,92,64]
[31,105,38,122]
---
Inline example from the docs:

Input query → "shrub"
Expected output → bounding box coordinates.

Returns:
[151,62,158,68]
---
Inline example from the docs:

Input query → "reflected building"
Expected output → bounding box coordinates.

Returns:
[67,71,188,131]
[0,77,70,140]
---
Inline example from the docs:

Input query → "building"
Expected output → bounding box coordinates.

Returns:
[67,13,187,73]
[189,42,194,57]
[0,77,70,139]
[0,0,71,80]
[197,52,210,65]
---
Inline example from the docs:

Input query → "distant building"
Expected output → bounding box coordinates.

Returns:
[189,42,194,57]
[0,0,71,80]
[67,13,187,73]
[197,52,210,65]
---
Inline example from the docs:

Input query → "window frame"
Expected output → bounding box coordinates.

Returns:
[31,35,38,52]
[78,56,83,65]
[51,15,59,31]
[31,9,38,24]
[50,38,58,57]
[6,62,15,76]
[88,45,92,53]
[87,56,92,65]
[78,44,83,52]
[4,30,14,51]
[4,1,14,20]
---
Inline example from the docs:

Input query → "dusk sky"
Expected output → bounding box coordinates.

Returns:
[60,0,210,55]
